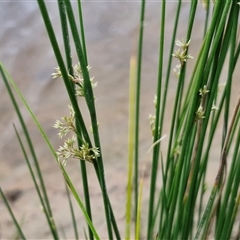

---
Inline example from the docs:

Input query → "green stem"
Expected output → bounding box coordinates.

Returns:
[63,1,116,239]
[147,0,165,238]
[0,188,26,240]
[134,0,146,229]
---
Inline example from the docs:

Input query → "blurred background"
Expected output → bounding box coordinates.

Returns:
[0,1,239,238]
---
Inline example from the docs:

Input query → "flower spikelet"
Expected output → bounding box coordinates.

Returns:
[53,105,76,138]
[51,63,98,97]
[51,66,62,79]
[149,114,156,137]
[173,64,181,78]
[199,85,209,97]
[56,136,100,166]
[175,39,191,51]
[172,39,193,66]
[195,105,205,121]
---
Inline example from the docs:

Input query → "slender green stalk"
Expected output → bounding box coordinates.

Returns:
[58,2,94,240]
[134,0,145,225]
[2,62,101,238]
[163,4,198,229]
[161,1,198,232]
[216,5,239,236]
[0,63,59,239]
[4,61,108,239]
[65,185,79,240]
[37,0,90,147]
[58,0,73,74]
[147,1,166,238]
[125,54,136,240]
[135,176,144,240]
[223,0,239,141]
[203,0,210,37]
[76,124,94,240]
[77,0,88,64]
[37,2,116,239]
[60,163,100,240]
[175,0,198,128]
[63,2,114,240]
[197,85,226,224]
[159,0,181,178]
[156,154,167,236]
[183,2,234,237]
[219,122,240,239]
[195,81,240,240]
[213,98,240,239]
[13,124,59,239]
[0,188,26,240]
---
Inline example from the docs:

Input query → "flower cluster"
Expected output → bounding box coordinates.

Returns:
[149,95,160,137]
[173,64,182,78]
[149,114,156,137]
[195,85,209,121]
[172,39,193,66]
[56,136,100,166]
[53,105,76,138]
[52,63,97,97]
[172,39,193,78]
[195,105,206,121]
[173,144,181,157]
[195,85,219,122]
[51,66,62,79]
[53,105,100,165]
[199,85,209,97]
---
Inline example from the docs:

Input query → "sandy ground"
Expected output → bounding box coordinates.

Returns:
[0,2,239,239]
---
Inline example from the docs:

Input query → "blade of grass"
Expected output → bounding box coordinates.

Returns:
[37,0,91,148]
[174,0,198,131]
[134,0,145,225]
[13,124,59,238]
[159,0,181,143]
[194,88,240,240]
[147,0,166,237]
[58,0,73,74]
[60,163,100,240]
[125,52,137,240]
[220,125,240,239]
[0,63,59,239]
[63,2,119,239]
[159,1,199,238]
[38,1,120,238]
[0,63,57,160]
[161,0,232,238]
[57,2,93,240]
[83,228,89,240]
[135,175,144,240]
[0,188,26,240]
[1,63,102,239]
[172,1,229,238]
[216,5,239,236]
[137,136,166,240]
[77,0,88,64]
[65,184,79,240]
[182,2,235,237]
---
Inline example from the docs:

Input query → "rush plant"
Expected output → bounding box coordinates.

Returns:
[1,0,239,239]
